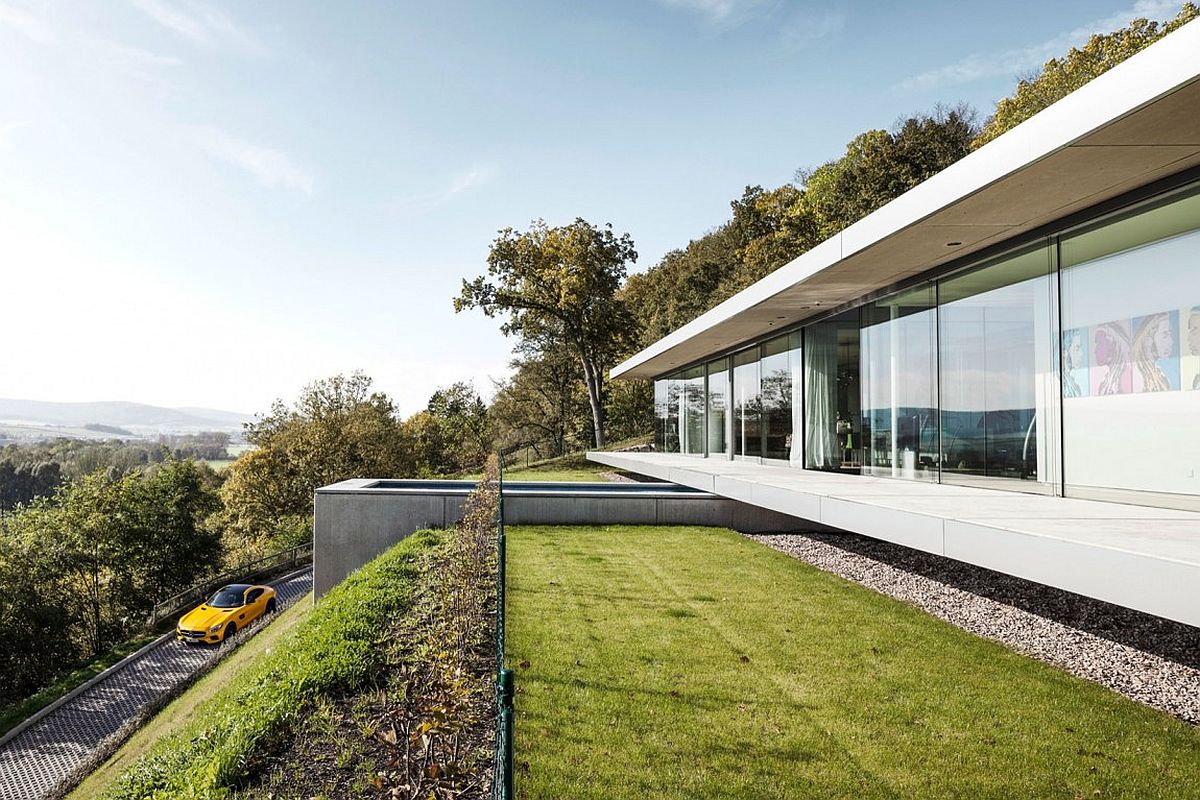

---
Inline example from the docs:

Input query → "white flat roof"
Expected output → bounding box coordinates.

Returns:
[614,18,1200,380]
[588,451,1200,627]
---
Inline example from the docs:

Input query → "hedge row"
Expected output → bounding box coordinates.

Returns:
[101,527,444,800]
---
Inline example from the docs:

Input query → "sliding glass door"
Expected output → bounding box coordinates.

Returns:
[938,246,1056,491]
[861,285,938,480]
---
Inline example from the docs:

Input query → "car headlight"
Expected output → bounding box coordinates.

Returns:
[209,623,223,632]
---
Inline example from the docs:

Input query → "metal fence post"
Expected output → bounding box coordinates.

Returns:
[500,667,514,799]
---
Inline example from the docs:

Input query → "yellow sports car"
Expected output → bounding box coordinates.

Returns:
[177,583,277,644]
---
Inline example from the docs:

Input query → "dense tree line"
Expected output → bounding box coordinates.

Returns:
[0,432,233,511]
[0,460,221,705]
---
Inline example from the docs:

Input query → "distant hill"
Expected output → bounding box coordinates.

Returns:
[0,398,254,439]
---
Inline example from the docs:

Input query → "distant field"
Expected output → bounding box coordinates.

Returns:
[0,422,133,443]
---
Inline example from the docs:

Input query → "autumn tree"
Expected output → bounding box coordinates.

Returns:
[456,218,637,448]
[973,4,1198,147]
[490,340,591,458]
[218,373,414,552]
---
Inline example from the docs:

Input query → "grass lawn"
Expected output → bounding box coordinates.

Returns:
[508,525,1200,799]
[503,452,635,483]
[69,593,314,799]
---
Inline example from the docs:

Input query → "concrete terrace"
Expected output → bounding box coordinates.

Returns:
[587,451,1200,628]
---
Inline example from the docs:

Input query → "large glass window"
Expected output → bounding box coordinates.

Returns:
[654,378,668,452]
[655,375,681,453]
[679,365,706,455]
[938,246,1056,490]
[706,358,729,457]
[733,349,761,458]
[804,310,860,472]
[861,284,938,480]
[1060,189,1200,502]
[760,334,795,460]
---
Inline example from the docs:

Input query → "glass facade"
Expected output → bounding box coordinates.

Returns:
[650,181,1200,510]
[732,349,761,458]
[861,285,938,480]
[805,310,859,472]
[680,365,705,455]
[706,358,729,457]
[760,334,793,460]
[1060,189,1200,501]
[938,246,1055,490]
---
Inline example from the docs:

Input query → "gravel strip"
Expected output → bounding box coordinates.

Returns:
[747,531,1200,724]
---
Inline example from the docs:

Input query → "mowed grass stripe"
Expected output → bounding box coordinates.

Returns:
[507,525,1200,800]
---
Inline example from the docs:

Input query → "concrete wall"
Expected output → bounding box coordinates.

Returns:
[313,479,809,598]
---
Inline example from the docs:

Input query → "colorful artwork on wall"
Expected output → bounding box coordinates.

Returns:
[1183,306,1200,391]
[1090,319,1132,395]
[1131,310,1179,392]
[1061,327,1088,398]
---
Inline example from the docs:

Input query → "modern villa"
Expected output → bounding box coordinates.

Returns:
[591,19,1200,627]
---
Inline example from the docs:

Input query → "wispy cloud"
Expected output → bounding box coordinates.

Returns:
[398,165,496,212]
[0,1,56,45]
[130,0,266,56]
[84,37,182,84]
[193,126,314,194]
[779,9,845,48]
[653,0,775,25]
[896,0,1183,92]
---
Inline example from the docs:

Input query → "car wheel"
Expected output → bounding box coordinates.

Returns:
[224,622,237,642]
[266,598,277,614]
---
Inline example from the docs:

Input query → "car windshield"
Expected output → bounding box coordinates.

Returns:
[208,587,246,608]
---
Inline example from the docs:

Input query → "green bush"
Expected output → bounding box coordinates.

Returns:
[101,527,444,800]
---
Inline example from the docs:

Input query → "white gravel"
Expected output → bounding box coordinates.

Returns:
[748,532,1200,725]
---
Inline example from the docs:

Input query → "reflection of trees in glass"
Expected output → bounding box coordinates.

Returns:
[761,368,792,459]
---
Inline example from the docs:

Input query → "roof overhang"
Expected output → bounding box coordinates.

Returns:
[613,18,1200,380]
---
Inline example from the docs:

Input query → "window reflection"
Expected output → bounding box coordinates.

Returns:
[680,365,705,455]
[733,349,761,458]
[760,335,793,460]
[938,247,1052,487]
[861,285,938,480]
[706,359,729,457]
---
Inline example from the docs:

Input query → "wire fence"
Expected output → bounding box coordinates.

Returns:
[491,453,515,800]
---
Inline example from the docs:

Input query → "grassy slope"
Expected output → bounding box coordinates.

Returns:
[508,525,1200,800]
[70,595,314,799]
[79,528,441,799]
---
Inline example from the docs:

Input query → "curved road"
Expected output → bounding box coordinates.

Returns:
[0,568,313,800]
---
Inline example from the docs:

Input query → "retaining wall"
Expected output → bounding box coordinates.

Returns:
[313,479,810,598]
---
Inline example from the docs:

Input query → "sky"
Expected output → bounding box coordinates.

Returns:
[0,0,1187,417]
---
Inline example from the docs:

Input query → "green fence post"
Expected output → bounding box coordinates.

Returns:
[500,667,514,799]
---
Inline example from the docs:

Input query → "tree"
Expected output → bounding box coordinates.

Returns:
[973,4,1198,148]
[456,218,637,448]
[490,341,591,458]
[218,373,414,553]
[799,105,978,241]
[426,382,492,472]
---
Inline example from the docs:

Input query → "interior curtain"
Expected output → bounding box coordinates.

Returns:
[805,323,838,468]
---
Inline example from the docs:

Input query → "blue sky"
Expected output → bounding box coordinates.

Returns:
[0,0,1185,415]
